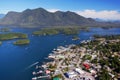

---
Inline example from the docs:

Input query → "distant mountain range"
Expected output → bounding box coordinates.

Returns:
[0,8,119,28]
[0,14,5,19]
[94,18,120,22]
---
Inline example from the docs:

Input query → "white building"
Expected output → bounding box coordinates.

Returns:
[75,68,85,74]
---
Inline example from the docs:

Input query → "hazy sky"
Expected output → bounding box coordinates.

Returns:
[0,0,120,20]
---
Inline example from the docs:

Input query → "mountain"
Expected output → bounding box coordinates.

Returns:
[0,14,5,19]
[0,8,119,28]
[0,8,97,27]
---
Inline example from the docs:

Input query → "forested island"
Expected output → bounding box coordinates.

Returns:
[32,27,89,36]
[33,28,59,36]
[0,32,28,40]
[13,39,30,45]
[0,27,89,45]
[0,32,30,45]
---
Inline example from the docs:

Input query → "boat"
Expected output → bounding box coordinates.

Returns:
[32,77,37,80]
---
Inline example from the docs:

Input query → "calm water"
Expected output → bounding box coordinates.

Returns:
[0,27,120,80]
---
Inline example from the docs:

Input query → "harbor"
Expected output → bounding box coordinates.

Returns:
[31,36,120,80]
[31,42,95,80]
[0,27,120,80]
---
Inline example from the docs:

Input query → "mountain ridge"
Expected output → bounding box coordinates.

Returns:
[0,8,119,28]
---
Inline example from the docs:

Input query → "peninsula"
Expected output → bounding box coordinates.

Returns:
[32,35,120,80]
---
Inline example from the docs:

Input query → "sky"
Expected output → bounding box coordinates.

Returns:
[0,0,120,20]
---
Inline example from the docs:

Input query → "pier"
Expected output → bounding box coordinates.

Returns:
[32,75,49,80]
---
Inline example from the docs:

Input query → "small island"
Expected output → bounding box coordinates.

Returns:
[0,28,10,32]
[0,41,2,45]
[72,36,80,40]
[13,39,30,45]
[0,32,28,41]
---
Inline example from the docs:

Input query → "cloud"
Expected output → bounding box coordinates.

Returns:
[47,9,59,13]
[74,10,120,20]
[46,8,120,20]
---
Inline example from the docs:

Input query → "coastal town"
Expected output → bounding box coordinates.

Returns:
[1,0,120,80]
[32,35,120,80]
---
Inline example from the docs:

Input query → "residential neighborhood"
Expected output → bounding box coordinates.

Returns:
[32,35,120,80]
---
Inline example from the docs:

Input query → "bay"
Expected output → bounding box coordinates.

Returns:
[0,27,120,80]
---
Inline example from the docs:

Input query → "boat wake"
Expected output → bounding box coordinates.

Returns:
[25,62,39,70]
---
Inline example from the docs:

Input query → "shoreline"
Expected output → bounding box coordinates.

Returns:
[32,35,120,80]
[31,40,92,80]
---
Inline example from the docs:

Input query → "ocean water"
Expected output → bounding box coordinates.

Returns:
[0,27,120,80]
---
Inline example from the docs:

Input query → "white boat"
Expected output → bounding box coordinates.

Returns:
[32,77,37,80]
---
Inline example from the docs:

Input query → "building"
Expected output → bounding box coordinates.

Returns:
[56,55,65,59]
[65,71,77,78]
[45,70,51,74]
[75,68,85,74]
[83,63,90,69]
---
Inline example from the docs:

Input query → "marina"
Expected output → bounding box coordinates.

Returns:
[31,36,120,80]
